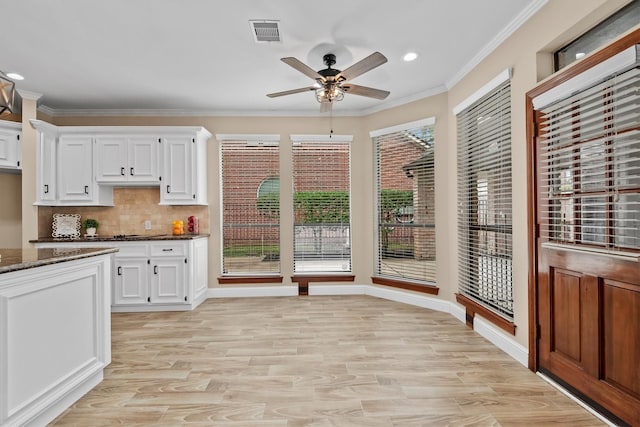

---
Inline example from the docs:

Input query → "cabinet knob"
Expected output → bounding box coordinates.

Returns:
[166,185,171,194]
[153,265,158,274]
[120,167,125,176]
[44,184,49,194]
[84,185,89,194]
[117,266,122,275]
[130,167,134,176]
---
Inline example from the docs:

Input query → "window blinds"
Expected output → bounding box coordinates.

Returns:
[373,121,436,283]
[292,138,351,273]
[220,139,280,275]
[457,78,513,320]
[537,63,640,253]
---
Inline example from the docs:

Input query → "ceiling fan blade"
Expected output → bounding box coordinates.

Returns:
[267,86,316,98]
[281,57,326,82]
[341,84,390,100]
[320,100,332,113]
[336,52,387,81]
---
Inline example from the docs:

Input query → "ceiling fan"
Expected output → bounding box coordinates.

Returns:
[267,52,390,112]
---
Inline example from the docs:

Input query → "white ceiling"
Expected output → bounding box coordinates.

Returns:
[2,0,543,116]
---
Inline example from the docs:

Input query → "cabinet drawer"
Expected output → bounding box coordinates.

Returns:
[114,243,149,257]
[150,242,187,257]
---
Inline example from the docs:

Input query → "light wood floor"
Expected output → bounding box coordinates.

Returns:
[51,295,605,426]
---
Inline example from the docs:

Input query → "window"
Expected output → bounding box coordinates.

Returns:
[555,1,640,71]
[219,137,280,275]
[372,118,436,284]
[291,135,351,273]
[536,46,640,253]
[456,71,513,322]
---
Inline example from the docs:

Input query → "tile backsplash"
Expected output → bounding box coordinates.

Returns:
[38,187,209,237]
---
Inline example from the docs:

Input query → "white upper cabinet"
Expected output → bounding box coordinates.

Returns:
[160,128,210,205]
[58,135,94,202]
[30,120,210,206]
[57,135,114,205]
[0,120,21,171]
[95,135,160,184]
[34,120,57,203]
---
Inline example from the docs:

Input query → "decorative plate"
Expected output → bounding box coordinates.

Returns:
[52,213,81,238]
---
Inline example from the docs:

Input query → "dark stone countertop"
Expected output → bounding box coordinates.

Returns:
[0,247,118,274]
[30,233,210,244]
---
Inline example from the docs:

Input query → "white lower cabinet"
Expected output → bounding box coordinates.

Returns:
[150,256,186,304]
[35,237,208,312]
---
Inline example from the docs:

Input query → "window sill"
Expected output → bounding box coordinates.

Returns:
[218,275,283,285]
[291,274,355,295]
[371,276,439,295]
[455,293,516,335]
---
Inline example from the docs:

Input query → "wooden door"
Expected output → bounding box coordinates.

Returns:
[537,245,640,425]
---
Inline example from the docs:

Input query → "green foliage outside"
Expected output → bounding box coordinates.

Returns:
[257,189,412,224]
[255,188,413,254]
[378,189,413,223]
[293,191,349,223]
[257,190,350,223]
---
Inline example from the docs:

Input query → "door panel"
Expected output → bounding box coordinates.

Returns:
[550,269,582,363]
[603,280,640,399]
[538,245,640,425]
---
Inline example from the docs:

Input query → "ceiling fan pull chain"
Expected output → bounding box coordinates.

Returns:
[329,106,334,138]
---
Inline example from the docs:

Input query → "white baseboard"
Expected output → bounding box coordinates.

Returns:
[448,302,467,324]
[206,283,528,368]
[309,284,367,295]
[208,286,298,298]
[474,316,528,367]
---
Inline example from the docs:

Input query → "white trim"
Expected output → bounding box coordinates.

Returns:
[474,316,528,366]
[215,133,280,142]
[16,89,42,101]
[449,301,467,324]
[453,68,512,115]
[369,117,436,138]
[532,44,640,110]
[309,285,366,295]
[36,105,370,118]
[537,373,617,427]
[364,285,451,313]
[208,286,298,298]
[446,0,548,90]
[290,134,353,142]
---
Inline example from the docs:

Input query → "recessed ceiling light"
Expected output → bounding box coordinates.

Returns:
[575,52,586,59]
[403,52,418,62]
[6,72,24,80]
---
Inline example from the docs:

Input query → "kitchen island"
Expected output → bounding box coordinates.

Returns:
[0,247,115,427]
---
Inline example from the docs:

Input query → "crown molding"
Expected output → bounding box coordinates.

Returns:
[445,0,548,90]
[17,89,43,100]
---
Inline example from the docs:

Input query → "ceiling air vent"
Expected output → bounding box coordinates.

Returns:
[249,20,281,43]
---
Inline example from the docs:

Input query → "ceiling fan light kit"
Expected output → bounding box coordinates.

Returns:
[267,51,390,112]
[0,71,16,115]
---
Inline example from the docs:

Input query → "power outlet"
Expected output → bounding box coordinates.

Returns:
[144,220,152,230]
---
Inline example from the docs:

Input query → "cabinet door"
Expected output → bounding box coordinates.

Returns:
[0,128,20,169]
[129,136,160,183]
[95,136,128,182]
[150,257,186,304]
[192,238,208,298]
[113,258,149,305]
[36,128,57,203]
[161,136,194,203]
[58,136,93,201]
